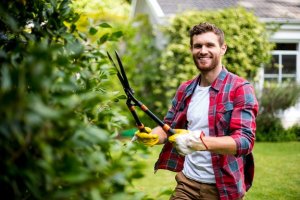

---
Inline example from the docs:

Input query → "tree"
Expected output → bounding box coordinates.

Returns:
[0,0,146,199]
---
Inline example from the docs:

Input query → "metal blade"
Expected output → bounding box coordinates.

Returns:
[114,51,132,93]
[106,51,127,89]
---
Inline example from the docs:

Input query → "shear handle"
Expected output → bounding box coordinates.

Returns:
[126,90,175,135]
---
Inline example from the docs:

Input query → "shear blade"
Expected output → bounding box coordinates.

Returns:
[115,51,131,91]
[107,51,134,94]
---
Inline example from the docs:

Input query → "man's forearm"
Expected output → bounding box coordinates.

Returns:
[202,136,237,155]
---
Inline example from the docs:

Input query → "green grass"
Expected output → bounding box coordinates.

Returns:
[129,142,300,200]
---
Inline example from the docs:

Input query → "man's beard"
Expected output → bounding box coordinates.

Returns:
[193,54,220,72]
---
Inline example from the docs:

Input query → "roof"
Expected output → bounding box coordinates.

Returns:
[156,0,300,21]
[157,0,238,15]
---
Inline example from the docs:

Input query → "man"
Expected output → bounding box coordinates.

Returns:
[134,22,258,200]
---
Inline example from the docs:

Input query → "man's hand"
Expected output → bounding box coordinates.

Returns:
[132,127,159,147]
[169,129,208,156]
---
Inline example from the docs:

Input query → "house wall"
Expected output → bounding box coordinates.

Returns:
[131,0,168,48]
[268,22,300,127]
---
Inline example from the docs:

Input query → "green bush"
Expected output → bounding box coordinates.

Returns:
[285,124,300,141]
[0,1,146,199]
[256,83,300,142]
[256,115,297,141]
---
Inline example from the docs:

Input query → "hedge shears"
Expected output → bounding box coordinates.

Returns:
[107,51,175,135]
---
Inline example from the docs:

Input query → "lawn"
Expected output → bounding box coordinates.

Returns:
[129,142,300,200]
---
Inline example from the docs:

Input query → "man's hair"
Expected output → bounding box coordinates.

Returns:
[189,22,225,46]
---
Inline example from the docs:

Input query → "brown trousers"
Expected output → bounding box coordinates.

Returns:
[170,172,244,200]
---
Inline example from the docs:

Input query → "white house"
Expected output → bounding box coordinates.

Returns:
[131,0,300,127]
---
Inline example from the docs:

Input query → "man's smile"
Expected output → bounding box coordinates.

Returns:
[198,56,212,63]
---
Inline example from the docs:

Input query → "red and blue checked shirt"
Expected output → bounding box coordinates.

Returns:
[154,68,259,200]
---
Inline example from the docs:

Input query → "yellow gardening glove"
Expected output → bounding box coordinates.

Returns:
[168,129,189,143]
[132,127,159,147]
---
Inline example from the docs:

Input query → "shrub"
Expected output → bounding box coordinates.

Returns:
[256,115,297,141]
[285,124,300,141]
[0,1,146,199]
[256,83,300,142]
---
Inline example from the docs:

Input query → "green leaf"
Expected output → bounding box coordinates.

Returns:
[89,27,98,35]
[113,94,126,102]
[98,33,110,44]
[110,31,123,41]
[117,94,127,99]
[99,22,111,28]
[29,96,60,119]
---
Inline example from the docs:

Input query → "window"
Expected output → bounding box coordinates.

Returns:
[264,43,298,83]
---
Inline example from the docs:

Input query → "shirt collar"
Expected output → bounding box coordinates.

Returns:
[185,74,200,98]
[211,67,228,91]
[185,67,228,97]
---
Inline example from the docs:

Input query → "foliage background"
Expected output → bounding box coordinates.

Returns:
[0,0,148,199]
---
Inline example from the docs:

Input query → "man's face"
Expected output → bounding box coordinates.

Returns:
[190,32,227,72]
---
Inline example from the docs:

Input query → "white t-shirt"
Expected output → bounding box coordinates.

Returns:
[182,84,216,184]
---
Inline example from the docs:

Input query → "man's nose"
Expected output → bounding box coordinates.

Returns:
[199,46,208,54]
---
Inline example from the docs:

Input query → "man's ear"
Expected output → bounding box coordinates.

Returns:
[221,43,227,55]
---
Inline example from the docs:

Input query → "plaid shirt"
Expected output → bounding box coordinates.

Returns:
[154,68,258,200]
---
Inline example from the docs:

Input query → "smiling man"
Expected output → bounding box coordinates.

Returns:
[134,22,259,200]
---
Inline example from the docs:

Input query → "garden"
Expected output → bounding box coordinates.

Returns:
[0,0,299,199]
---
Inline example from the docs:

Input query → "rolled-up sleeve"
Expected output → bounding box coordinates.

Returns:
[230,83,258,156]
